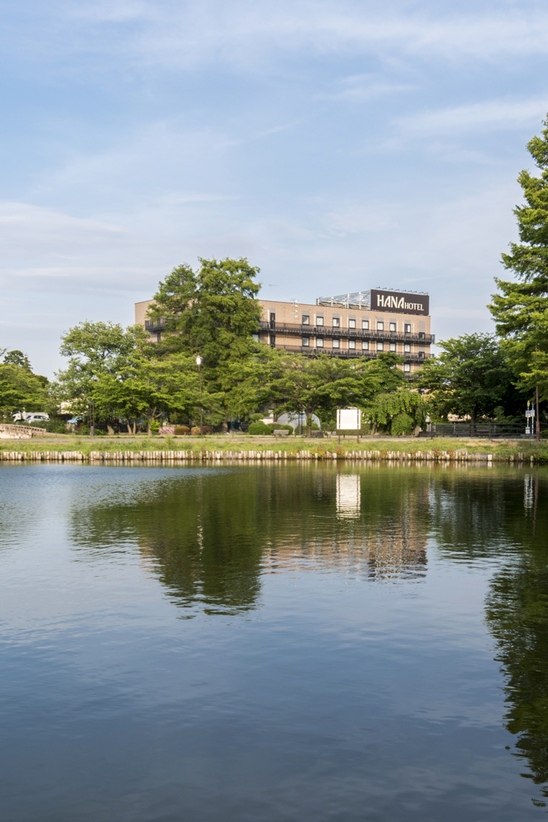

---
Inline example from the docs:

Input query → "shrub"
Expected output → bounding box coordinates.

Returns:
[28,419,67,433]
[248,421,272,435]
[174,425,190,435]
[250,413,265,422]
[268,423,293,432]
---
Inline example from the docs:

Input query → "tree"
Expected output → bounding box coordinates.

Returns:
[0,363,48,419]
[148,258,263,423]
[56,320,211,433]
[417,333,516,428]
[56,321,145,424]
[272,352,405,436]
[3,350,31,370]
[365,388,426,435]
[92,346,203,434]
[489,114,548,438]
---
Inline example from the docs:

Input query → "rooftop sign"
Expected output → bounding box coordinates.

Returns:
[370,289,429,316]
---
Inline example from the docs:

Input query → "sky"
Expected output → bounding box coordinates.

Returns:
[2,0,548,377]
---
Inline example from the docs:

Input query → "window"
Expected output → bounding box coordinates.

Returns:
[316,315,324,326]
[252,333,259,342]
[404,323,411,333]
[302,337,310,347]
[349,318,356,329]
[332,317,340,327]
[404,343,411,353]
[362,340,369,350]
[362,319,369,330]
[390,322,396,332]
[302,315,310,325]
[404,363,411,373]
[332,338,340,349]
[377,341,384,351]
[270,334,276,347]
[377,321,384,331]
[349,339,356,349]
[316,337,324,348]
[390,342,396,352]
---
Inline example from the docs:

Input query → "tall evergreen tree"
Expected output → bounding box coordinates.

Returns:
[489,114,548,438]
[148,258,263,425]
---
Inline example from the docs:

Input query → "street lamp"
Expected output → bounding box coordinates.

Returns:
[196,355,203,435]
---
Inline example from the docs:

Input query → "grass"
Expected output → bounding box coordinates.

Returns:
[1,434,548,461]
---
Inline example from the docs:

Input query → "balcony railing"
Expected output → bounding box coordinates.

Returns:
[269,343,431,363]
[144,319,166,333]
[259,321,434,344]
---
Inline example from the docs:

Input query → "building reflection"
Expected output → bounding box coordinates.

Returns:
[69,465,430,615]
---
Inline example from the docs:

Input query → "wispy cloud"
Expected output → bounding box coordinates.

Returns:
[6,2,548,72]
[318,74,415,101]
[396,98,548,139]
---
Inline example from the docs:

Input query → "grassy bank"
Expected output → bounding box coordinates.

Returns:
[1,435,548,462]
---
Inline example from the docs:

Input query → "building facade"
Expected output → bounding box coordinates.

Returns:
[256,289,432,374]
[135,288,433,375]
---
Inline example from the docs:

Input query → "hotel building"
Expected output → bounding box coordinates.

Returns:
[135,287,433,375]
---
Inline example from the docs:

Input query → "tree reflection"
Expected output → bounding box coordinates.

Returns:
[69,464,429,615]
[484,472,548,808]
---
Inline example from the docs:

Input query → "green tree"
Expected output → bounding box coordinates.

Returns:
[489,114,548,437]
[273,352,405,436]
[148,258,263,424]
[417,333,516,428]
[365,388,426,435]
[92,346,203,434]
[3,350,32,370]
[56,321,145,424]
[0,363,48,419]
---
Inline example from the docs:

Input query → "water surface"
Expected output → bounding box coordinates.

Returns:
[1,463,547,821]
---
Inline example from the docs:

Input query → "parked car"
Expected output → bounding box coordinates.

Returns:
[19,413,50,424]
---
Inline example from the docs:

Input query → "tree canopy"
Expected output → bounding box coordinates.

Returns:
[417,333,517,425]
[489,114,548,424]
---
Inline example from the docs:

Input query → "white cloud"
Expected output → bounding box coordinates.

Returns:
[396,98,548,139]
[6,2,548,72]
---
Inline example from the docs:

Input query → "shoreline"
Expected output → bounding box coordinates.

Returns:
[0,435,546,463]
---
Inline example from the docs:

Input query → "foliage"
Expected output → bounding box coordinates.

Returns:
[365,388,426,435]
[56,321,206,433]
[3,350,31,370]
[272,351,405,436]
[147,257,264,419]
[28,418,67,433]
[489,115,548,405]
[248,421,272,435]
[0,356,48,419]
[56,321,144,416]
[417,333,517,425]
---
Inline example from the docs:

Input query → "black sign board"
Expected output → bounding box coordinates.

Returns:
[370,289,429,316]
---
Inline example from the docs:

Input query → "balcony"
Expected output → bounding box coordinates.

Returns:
[144,319,166,333]
[269,343,431,363]
[259,321,434,344]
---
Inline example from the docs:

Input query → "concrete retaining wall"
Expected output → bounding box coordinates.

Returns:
[0,449,539,464]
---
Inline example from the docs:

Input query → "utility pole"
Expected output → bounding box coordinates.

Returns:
[196,355,203,435]
[536,384,541,442]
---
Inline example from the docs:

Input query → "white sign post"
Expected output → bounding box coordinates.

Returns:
[526,403,535,436]
[336,407,362,444]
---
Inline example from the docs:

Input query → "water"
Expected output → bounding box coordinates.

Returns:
[1,462,547,821]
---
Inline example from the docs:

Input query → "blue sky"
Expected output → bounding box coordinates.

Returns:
[2,0,548,376]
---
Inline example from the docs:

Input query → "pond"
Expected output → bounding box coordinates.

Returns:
[1,463,547,821]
